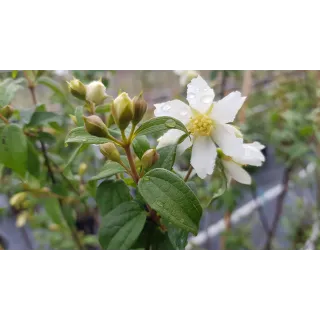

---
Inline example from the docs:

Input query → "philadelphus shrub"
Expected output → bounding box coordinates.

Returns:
[63,75,265,250]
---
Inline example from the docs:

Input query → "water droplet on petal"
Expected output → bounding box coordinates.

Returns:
[180,111,188,116]
[165,119,176,128]
[203,88,208,92]
[162,104,171,111]
[201,95,212,104]
[188,93,196,99]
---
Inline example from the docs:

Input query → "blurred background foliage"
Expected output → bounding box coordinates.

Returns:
[1,70,320,250]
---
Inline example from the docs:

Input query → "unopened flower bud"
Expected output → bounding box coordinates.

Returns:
[0,105,14,119]
[132,93,147,125]
[99,142,121,162]
[79,163,88,176]
[67,78,87,100]
[48,224,60,232]
[141,149,159,169]
[83,115,109,138]
[10,192,27,208]
[16,211,29,228]
[112,92,134,130]
[86,81,108,105]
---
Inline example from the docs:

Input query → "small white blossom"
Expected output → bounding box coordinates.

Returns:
[155,76,246,179]
[174,70,199,87]
[221,142,266,185]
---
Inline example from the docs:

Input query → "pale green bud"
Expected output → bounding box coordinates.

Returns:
[112,92,134,130]
[83,115,109,138]
[86,81,108,105]
[78,163,88,176]
[0,105,14,119]
[141,149,159,169]
[99,143,121,162]
[16,211,29,228]
[9,192,27,208]
[67,78,87,100]
[132,93,147,125]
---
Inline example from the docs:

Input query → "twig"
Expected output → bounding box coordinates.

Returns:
[264,167,292,249]
[0,114,9,124]
[250,184,269,235]
[184,165,193,182]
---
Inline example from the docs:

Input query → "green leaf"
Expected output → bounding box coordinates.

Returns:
[35,104,46,112]
[151,230,174,250]
[98,201,146,250]
[138,168,202,235]
[131,221,174,250]
[167,224,189,250]
[65,126,110,144]
[0,124,27,176]
[75,106,84,126]
[134,116,188,138]
[26,139,40,178]
[151,144,177,170]
[63,143,88,171]
[37,131,56,145]
[90,161,126,181]
[28,111,63,127]
[37,76,72,107]
[42,198,63,225]
[95,103,111,114]
[0,78,24,106]
[96,180,131,216]
[132,135,150,159]
[83,235,99,247]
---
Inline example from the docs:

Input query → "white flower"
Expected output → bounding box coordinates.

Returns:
[221,142,266,185]
[174,70,199,87]
[154,75,246,179]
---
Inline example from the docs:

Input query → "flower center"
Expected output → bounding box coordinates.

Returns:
[187,114,214,136]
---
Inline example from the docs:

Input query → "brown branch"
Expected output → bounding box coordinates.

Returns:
[184,165,193,182]
[0,114,9,124]
[264,167,292,249]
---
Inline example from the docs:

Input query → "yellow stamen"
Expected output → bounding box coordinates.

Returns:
[187,114,214,136]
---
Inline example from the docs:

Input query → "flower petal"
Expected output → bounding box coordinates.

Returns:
[211,91,246,123]
[212,123,244,157]
[156,129,182,149]
[222,160,252,185]
[154,100,191,124]
[191,136,217,179]
[233,142,266,166]
[250,141,265,151]
[177,135,193,155]
[187,76,215,114]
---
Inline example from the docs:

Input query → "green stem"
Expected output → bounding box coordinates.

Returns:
[124,145,140,184]
[128,124,136,142]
